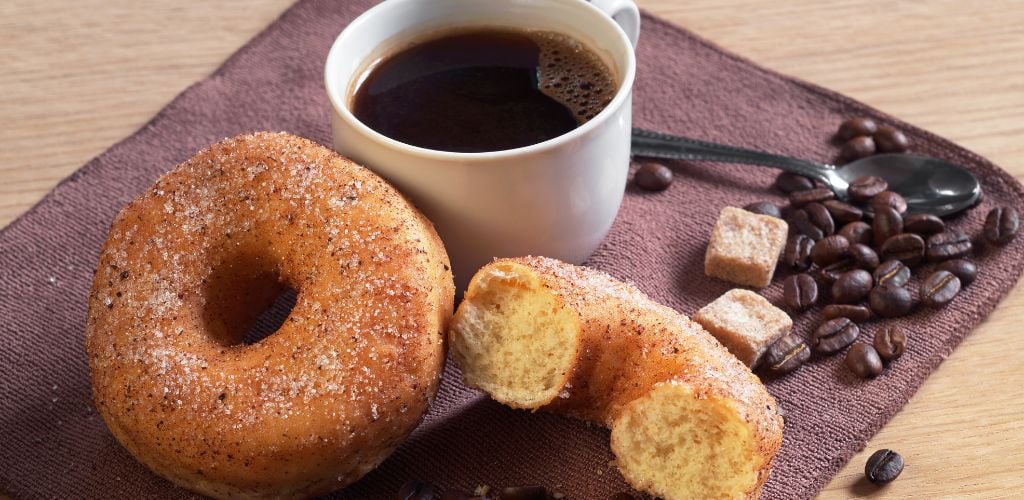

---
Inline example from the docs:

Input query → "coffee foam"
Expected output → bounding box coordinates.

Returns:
[532,31,618,123]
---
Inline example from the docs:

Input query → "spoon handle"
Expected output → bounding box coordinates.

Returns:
[631,128,836,184]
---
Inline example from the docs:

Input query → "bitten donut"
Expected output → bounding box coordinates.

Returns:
[449,257,783,500]
[85,133,453,499]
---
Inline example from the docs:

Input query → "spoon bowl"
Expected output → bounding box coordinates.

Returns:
[832,154,982,216]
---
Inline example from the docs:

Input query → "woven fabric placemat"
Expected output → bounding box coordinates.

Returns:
[2,1,1022,498]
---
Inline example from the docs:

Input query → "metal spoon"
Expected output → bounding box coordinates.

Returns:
[631,128,982,216]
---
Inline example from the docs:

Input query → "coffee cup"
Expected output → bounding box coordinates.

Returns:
[325,0,639,290]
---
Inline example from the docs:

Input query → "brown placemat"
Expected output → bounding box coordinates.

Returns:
[2,1,1022,499]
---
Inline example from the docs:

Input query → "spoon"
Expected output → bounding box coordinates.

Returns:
[631,128,982,217]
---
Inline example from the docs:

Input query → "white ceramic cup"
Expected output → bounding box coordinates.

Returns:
[325,0,640,290]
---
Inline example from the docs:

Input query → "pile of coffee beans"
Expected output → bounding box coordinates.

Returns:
[835,117,910,162]
[398,481,565,500]
[755,169,1020,379]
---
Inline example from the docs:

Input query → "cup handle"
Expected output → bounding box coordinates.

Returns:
[590,0,640,48]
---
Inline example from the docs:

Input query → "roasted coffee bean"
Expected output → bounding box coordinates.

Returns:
[869,284,914,318]
[903,213,945,236]
[871,191,907,214]
[873,259,911,287]
[937,259,977,287]
[926,230,972,262]
[873,206,904,247]
[839,221,873,246]
[921,270,961,308]
[849,243,880,270]
[865,449,905,485]
[848,175,888,201]
[743,201,782,218]
[880,233,926,266]
[832,269,873,304]
[822,200,863,224]
[837,117,879,141]
[811,235,850,266]
[783,273,818,312]
[874,125,910,153]
[822,304,874,323]
[789,187,835,208]
[846,344,884,378]
[500,485,551,500]
[874,325,907,362]
[398,480,435,500]
[764,334,812,374]
[983,206,1020,245]
[818,258,857,285]
[634,162,673,191]
[791,202,835,240]
[783,234,815,271]
[841,136,876,162]
[813,317,860,353]
[775,172,815,194]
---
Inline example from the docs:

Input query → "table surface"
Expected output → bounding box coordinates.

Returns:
[2,0,1022,498]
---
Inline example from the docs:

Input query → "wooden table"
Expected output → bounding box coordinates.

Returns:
[3,0,1021,497]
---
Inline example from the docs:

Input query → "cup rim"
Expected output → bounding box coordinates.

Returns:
[323,0,637,162]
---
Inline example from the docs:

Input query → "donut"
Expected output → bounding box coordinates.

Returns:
[85,133,454,499]
[448,257,783,499]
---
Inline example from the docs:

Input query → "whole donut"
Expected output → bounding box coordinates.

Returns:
[85,133,453,499]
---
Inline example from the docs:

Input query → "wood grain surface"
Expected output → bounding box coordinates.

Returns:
[2,0,1022,498]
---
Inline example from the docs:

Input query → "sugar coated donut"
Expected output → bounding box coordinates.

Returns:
[449,257,782,499]
[86,133,453,499]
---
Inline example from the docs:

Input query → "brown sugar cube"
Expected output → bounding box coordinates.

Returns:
[705,206,788,288]
[694,289,793,368]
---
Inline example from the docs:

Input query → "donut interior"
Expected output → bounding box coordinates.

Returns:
[449,262,579,408]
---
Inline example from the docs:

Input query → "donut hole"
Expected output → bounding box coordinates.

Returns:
[610,382,762,499]
[201,248,297,347]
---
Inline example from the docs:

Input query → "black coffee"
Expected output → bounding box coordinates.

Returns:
[351,28,617,153]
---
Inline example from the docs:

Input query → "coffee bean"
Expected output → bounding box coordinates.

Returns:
[811,235,850,266]
[822,200,863,224]
[398,480,435,500]
[764,334,811,373]
[874,125,910,153]
[983,206,1020,246]
[832,269,873,304]
[743,201,782,218]
[926,230,972,262]
[937,259,977,287]
[783,274,818,312]
[921,270,961,308]
[841,136,876,162]
[903,213,945,236]
[839,221,873,246]
[846,344,884,378]
[790,187,835,208]
[873,325,907,362]
[775,172,815,194]
[873,259,911,287]
[871,191,907,214]
[500,485,551,500]
[822,304,873,323]
[783,234,814,271]
[634,162,673,191]
[837,117,879,141]
[818,258,857,285]
[865,449,905,485]
[813,317,860,353]
[873,206,904,247]
[880,233,926,266]
[849,243,880,270]
[869,284,914,318]
[848,175,889,202]
[792,202,835,240]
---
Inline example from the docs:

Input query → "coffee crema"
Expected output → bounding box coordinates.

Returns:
[350,27,617,153]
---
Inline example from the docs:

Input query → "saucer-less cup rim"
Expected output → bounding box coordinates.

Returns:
[324,0,638,163]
